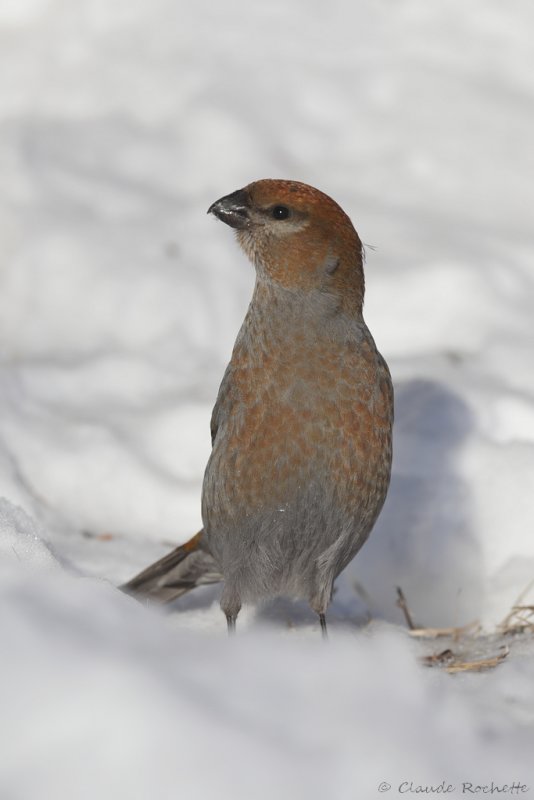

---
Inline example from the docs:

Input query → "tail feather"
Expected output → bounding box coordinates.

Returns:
[121,530,222,604]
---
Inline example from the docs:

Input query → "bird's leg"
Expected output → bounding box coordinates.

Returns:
[319,613,328,639]
[226,614,237,635]
[221,585,241,636]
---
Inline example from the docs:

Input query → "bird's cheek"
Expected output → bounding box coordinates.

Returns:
[236,229,262,266]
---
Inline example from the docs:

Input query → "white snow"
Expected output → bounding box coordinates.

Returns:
[1,0,534,797]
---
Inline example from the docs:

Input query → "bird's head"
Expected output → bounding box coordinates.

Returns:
[208,179,365,314]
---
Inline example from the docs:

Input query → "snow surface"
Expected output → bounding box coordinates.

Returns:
[1,0,534,797]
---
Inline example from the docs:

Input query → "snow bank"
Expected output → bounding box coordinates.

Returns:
[1,501,533,800]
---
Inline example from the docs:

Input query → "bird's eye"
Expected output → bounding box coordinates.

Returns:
[271,205,290,220]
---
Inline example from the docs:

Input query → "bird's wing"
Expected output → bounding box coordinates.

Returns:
[210,362,234,446]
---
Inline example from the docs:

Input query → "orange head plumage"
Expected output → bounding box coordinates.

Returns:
[208,179,365,314]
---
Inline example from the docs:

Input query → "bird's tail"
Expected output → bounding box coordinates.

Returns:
[121,529,222,604]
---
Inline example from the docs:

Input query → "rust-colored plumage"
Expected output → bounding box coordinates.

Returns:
[122,180,393,635]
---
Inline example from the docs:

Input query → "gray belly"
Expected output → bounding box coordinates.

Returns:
[202,458,387,604]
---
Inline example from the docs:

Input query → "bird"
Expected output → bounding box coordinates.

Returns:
[122,179,393,636]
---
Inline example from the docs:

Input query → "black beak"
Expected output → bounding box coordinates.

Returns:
[207,188,251,230]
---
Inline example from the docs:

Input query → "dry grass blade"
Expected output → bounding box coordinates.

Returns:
[444,647,509,674]
[409,620,481,639]
[499,579,534,632]
[501,620,534,635]
[422,646,509,673]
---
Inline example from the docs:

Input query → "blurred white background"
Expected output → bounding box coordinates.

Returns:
[1,2,534,797]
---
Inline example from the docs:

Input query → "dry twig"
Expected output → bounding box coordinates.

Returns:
[396,586,416,630]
